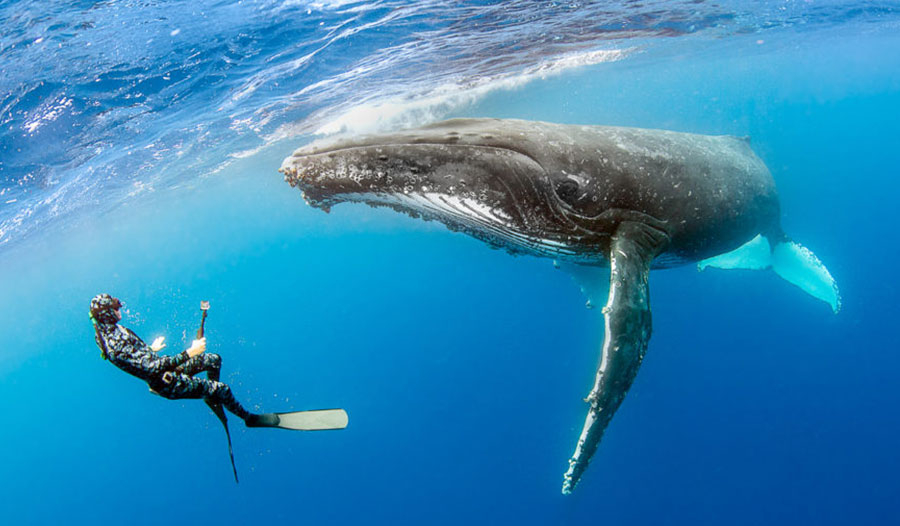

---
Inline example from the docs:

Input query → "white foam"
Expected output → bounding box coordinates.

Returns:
[23,96,73,134]
[310,48,631,137]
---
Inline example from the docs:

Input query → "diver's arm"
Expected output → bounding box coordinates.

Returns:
[153,349,192,371]
[107,326,205,375]
[105,339,182,378]
[134,331,196,372]
[104,326,194,377]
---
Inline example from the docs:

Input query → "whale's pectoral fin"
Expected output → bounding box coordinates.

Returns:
[562,221,668,495]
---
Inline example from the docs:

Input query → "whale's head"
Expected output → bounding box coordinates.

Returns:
[280,118,620,261]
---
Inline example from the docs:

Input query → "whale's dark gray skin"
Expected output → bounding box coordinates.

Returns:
[280,118,838,494]
[282,119,780,268]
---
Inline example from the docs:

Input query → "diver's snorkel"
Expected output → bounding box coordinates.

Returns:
[89,312,110,360]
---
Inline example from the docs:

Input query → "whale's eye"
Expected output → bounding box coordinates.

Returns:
[555,179,580,205]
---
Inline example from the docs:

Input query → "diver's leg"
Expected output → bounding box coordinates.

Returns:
[205,380,252,420]
[175,353,222,381]
[205,354,221,382]
[158,373,252,421]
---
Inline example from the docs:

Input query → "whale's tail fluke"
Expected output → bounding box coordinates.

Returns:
[698,234,841,313]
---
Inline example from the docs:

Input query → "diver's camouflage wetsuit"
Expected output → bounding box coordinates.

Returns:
[90,294,251,421]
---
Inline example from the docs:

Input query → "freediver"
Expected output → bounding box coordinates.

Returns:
[89,293,348,481]
[89,293,263,424]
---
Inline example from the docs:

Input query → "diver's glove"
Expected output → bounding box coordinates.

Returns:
[187,337,206,358]
[150,336,167,352]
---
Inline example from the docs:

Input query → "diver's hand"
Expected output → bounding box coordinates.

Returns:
[150,336,167,352]
[187,337,206,358]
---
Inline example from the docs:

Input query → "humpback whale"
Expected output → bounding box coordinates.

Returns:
[279,118,840,494]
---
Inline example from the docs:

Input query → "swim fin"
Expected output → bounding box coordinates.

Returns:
[245,409,349,430]
[206,399,239,484]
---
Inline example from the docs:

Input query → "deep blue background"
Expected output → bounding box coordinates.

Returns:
[2,6,900,526]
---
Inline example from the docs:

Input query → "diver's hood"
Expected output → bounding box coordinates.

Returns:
[90,293,120,325]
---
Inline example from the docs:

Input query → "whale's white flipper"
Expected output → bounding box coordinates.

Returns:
[698,234,841,313]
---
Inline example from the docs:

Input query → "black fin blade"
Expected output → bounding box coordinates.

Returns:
[207,400,239,484]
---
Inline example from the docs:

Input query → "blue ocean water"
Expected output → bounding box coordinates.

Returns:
[2,1,900,524]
